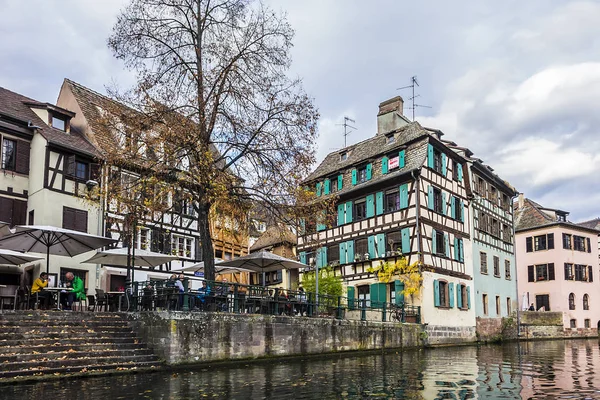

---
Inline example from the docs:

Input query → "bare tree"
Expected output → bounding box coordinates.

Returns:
[107,0,320,280]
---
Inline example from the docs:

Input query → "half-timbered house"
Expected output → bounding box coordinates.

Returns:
[297,97,476,340]
[0,86,102,291]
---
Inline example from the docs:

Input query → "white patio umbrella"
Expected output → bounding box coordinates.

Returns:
[0,249,43,266]
[0,225,117,274]
[82,247,178,268]
[172,259,253,275]
[215,251,307,273]
[0,222,13,238]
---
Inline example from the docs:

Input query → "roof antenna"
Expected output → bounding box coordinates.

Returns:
[397,76,431,121]
[336,116,356,148]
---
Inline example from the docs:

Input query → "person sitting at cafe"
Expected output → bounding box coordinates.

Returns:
[31,272,53,309]
[142,284,154,311]
[175,274,186,309]
[296,287,307,316]
[195,280,211,310]
[60,272,86,311]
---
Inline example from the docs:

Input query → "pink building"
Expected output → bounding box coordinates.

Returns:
[515,197,600,332]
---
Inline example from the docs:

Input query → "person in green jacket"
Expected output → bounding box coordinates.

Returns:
[60,272,86,310]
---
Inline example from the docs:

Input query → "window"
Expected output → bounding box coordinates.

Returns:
[501,194,510,211]
[385,134,395,144]
[505,260,511,280]
[482,294,488,315]
[0,197,27,226]
[434,231,446,256]
[570,319,576,329]
[583,294,589,310]
[565,263,574,280]
[488,185,498,204]
[495,296,501,316]
[453,197,462,221]
[502,224,512,243]
[527,233,554,252]
[355,238,368,261]
[357,285,370,307]
[327,244,340,265]
[480,252,488,274]
[329,176,339,193]
[585,319,591,328]
[536,264,548,281]
[386,231,401,253]
[1,138,16,170]
[534,235,547,251]
[52,116,66,131]
[573,235,586,252]
[340,152,348,162]
[563,233,572,249]
[357,166,367,183]
[75,161,88,180]
[389,282,396,304]
[491,218,500,238]
[459,285,468,309]
[528,263,555,282]
[569,293,575,310]
[506,298,511,315]
[433,187,443,214]
[535,294,550,311]
[433,149,443,173]
[493,256,500,277]
[574,264,588,281]
[139,228,150,250]
[452,160,460,181]
[474,176,485,196]
[354,200,366,221]
[171,235,193,258]
[438,281,448,307]
[62,206,88,233]
[385,190,400,212]
[478,212,489,232]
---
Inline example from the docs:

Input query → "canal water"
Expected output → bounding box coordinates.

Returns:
[4,339,600,399]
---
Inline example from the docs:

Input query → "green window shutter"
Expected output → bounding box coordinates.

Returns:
[448,282,455,308]
[339,242,347,264]
[316,210,326,231]
[324,179,330,195]
[395,280,405,305]
[453,238,459,261]
[441,153,447,176]
[347,286,355,310]
[382,156,389,174]
[459,240,464,262]
[442,192,447,215]
[366,194,375,218]
[368,236,376,259]
[316,182,322,197]
[376,191,384,215]
[299,218,306,235]
[337,204,345,226]
[346,240,355,262]
[427,185,434,210]
[321,246,328,267]
[456,284,463,308]
[451,197,456,219]
[457,163,463,181]
[376,233,385,257]
[399,150,406,168]
[370,283,379,308]
[433,279,440,307]
[338,174,343,190]
[431,229,437,254]
[345,201,353,222]
[401,228,410,254]
[366,163,372,180]
[427,144,434,168]
[351,169,357,185]
[317,223,326,232]
[460,201,465,222]
[467,286,471,309]
[399,183,409,209]
[445,233,450,257]
[300,252,307,265]
[378,283,387,308]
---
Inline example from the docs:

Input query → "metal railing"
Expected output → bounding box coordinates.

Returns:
[123,279,420,324]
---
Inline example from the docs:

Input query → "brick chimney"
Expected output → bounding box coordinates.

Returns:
[377,96,406,135]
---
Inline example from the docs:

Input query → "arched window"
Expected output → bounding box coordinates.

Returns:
[569,293,575,310]
[583,294,589,310]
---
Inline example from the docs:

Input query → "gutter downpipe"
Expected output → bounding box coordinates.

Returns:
[511,192,521,337]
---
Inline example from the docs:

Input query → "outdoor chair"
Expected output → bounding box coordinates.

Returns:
[86,294,96,311]
[95,289,108,312]
[25,285,41,310]
[72,291,88,311]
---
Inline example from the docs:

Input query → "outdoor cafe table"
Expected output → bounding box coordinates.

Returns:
[105,291,125,311]
[44,287,70,310]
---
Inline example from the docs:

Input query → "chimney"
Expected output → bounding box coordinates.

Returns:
[377,96,406,135]
[518,193,524,209]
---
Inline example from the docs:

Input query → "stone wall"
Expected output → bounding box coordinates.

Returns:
[520,311,565,340]
[126,312,424,365]
[424,325,477,345]
[476,317,503,341]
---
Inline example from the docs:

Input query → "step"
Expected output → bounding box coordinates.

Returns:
[0,360,163,379]
[0,342,148,355]
[0,326,133,335]
[0,332,137,342]
[0,337,139,347]
[0,312,126,321]
[0,348,154,363]
[0,354,160,372]
[0,320,130,328]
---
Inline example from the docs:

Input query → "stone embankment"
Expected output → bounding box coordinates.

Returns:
[0,311,163,383]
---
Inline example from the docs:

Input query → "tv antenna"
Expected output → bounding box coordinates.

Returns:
[336,116,356,148]
[397,76,431,121]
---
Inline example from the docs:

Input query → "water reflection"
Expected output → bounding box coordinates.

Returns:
[3,339,600,399]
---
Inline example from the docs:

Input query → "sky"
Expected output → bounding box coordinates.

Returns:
[0,0,598,221]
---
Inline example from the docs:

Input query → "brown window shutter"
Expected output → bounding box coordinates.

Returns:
[75,210,88,233]
[548,263,555,280]
[528,265,534,282]
[526,237,533,252]
[547,233,554,249]
[62,207,75,230]
[0,197,13,224]
[15,140,30,175]
[589,266,593,282]
[65,155,76,176]
[587,238,591,253]
[90,163,101,182]
[12,200,27,226]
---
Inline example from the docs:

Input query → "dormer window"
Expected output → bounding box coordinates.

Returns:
[52,116,66,131]
[385,134,395,144]
[340,152,348,162]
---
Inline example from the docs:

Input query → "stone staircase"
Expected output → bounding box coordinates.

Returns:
[0,311,163,382]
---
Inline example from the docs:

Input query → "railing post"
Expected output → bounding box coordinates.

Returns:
[336,296,342,319]
[417,305,421,324]
[382,302,386,322]
[361,299,366,321]
[182,278,190,311]
[233,284,239,313]
[308,293,313,317]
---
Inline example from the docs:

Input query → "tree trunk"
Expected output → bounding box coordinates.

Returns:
[198,199,215,281]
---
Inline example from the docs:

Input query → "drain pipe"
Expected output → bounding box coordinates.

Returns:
[511,192,521,337]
